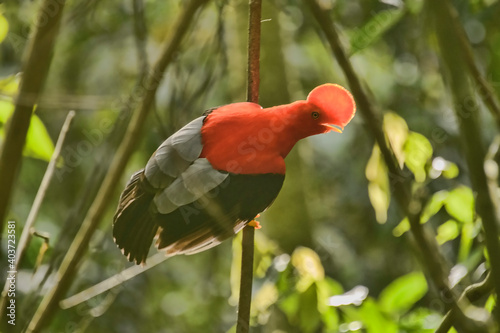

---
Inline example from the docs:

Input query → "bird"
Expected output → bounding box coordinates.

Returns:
[112,84,356,264]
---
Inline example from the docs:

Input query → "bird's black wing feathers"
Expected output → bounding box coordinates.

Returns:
[155,173,285,256]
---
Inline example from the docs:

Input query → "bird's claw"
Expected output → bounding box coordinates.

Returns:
[248,217,262,229]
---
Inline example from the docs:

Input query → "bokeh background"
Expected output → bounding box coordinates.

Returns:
[1,0,500,332]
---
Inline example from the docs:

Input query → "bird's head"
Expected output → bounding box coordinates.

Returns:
[304,83,356,134]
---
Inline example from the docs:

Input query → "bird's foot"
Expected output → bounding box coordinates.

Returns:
[248,214,262,229]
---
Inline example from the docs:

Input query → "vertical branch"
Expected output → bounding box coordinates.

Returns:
[0,0,66,239]
[429,0,500,328]
[0,111,74,320]
[26,1,208,331]
[236,1,262,332]
[305,0,488,331]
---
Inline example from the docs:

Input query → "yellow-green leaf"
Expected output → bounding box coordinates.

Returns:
[0,13,8,44]
[404,132,433,183]
[421,190,448,223]
[378,271,428,314]
[436,220,460,245]
[383,112,409,168]
[366,144,390,223]
[445,186,474,224]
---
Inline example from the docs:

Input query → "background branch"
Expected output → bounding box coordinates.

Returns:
[0,111,74,322]
[0,0,67,240]
[428,0,500,328]
[305,0,488,331]
[26,1,209,331]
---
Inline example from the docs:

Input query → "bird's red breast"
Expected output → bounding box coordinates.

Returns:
[200,84,356,174]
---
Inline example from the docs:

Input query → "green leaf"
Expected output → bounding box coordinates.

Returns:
[0,86,55,162]
[399,307,439,331]
[445,186,474,224]
[279,293,300,322]
[393,217,410,237]
[350,9,406,55]
[299,284,321,333]
[378,271,428,314]
[0,13,8,44]
[383,112,409,168]
[458,222,476,262]
[436,220,460,245]
[442,162,459,179]
[24,113,55,161]
[359,297,398,333]
[404,132,433,183]
[421,190,448,223]
[291,247,325,292]
[366,144,390,223]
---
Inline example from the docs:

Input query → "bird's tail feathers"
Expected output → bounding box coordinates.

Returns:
[113,169,158,265]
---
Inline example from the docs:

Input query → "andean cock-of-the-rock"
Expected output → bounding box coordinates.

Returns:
[113,84,356,264]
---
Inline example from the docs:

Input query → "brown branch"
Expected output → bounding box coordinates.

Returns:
[236,0,262,332]
[0,0,67,240]
[0,111,74,320]
[305,0,488,331]
[440,0,500,129]
[25,1,209,331]
[428,0,500,329]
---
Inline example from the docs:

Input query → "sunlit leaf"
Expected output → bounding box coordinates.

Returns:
[485,294,496,313]
[0,13,8,44]
[366,144,390,223]
[436,220,459,245]
[279,293,300,322]
[421,190,448,223]
[393,217,410,237]
[442,161,459,179]
[378,272,428,314]
[359,297,398,333]
[0,100,55,162]
[25,113,55,161]
[445,186,474,224]
[458,223,476,262]
[0,75,19,95]
[383,112,409,168]
[251,282,278,323]
[350,9,406,55]
[321,306,339,331]
[229,234,243,305]
[291,247,325,292]
[404,132,433,183]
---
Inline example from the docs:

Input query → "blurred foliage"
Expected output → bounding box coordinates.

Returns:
[1,0,500,332]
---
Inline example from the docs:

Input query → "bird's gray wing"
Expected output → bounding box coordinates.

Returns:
[143,116,229,214]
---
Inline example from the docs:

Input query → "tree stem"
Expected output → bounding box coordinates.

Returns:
[236,0,262,332]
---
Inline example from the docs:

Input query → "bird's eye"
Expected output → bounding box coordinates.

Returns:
[311,111,320,120]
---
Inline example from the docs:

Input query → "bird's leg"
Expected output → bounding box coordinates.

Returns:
[248,214,262,229]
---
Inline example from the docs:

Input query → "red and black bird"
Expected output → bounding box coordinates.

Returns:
[113,84,356,264]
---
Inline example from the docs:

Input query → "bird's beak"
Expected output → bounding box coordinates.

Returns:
[324,124,344,133]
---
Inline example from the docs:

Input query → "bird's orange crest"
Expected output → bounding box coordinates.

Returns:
[307,84,356,131]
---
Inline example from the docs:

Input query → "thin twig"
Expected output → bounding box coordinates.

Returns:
[26,1,209,331]
[59,252,169,309]
[0,111,75,318]
[305,0,486,331]
[0,0,67,240]
[236,0,262,332]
